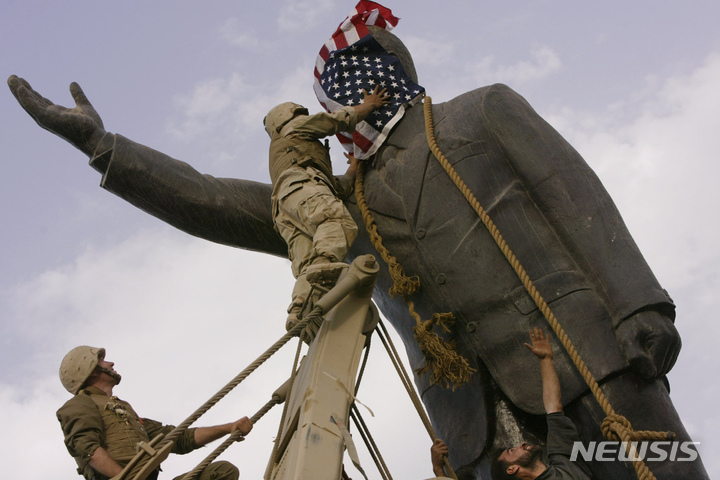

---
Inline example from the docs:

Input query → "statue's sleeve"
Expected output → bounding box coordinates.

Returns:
[478,84,673,324]
[89,134,288,258]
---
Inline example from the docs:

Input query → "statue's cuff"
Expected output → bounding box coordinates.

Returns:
[89,132,116,174]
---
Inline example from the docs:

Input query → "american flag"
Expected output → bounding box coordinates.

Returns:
[313,1,425,160]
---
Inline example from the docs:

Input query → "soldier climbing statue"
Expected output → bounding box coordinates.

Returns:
[264,90,389,335]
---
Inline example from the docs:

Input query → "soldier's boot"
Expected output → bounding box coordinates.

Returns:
[286,273,311,332]
[286,295,323,343]
[304,261,348,287]
[286,259,348,342]
[285,300,305,332]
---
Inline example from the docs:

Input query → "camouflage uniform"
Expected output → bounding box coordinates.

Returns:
[268,106,359,318]
[57,386,238,480]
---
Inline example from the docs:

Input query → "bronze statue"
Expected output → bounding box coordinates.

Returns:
[7,27,707,479]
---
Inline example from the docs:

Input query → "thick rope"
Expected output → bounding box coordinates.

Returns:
[179,396,282,480]
[423,96,673,480]
[355,161,474,390]
[120,315,317,480]
[161,314,316,447]
[376,320,458,480]
[354,162,420,299]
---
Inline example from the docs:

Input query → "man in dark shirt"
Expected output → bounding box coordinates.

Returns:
[430,328,592,479]
[489,328,592,479]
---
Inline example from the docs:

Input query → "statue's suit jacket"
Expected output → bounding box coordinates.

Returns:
[93,83,675,468]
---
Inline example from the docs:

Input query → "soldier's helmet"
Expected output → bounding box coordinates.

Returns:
[59,346,105,395]
[263,102,309,137]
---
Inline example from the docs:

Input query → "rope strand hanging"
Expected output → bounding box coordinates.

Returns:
[422,95,672,480]
[355,161,474,390]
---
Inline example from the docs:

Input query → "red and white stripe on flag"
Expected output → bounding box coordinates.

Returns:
[314,1,399,103]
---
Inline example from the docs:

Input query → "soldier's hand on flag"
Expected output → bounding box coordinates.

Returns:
[362,86,391,108]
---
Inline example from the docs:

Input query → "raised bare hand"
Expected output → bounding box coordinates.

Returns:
[8,75,107,156]
[524,327,553,360]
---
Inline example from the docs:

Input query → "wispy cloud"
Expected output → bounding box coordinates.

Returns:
[417,44,563,102]
[467,46,562,86]
[219,18,260,48]
[546,52,720,288]
[164,63,330,176]
[403,35,456,67]
[277,0,336,33]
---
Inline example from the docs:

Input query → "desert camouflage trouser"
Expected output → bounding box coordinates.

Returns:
[170,461,239,480]
[274,175,357,313]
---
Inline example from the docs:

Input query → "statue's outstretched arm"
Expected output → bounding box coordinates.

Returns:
[8,76,287,258]
[96,133,287,256]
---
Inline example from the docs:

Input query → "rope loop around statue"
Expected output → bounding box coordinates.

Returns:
[421,95,673,480]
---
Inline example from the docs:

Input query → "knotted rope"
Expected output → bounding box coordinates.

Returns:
[355,161,474,390]
[423,95,673,480]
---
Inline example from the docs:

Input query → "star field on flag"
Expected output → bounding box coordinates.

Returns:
[314,1,425,159]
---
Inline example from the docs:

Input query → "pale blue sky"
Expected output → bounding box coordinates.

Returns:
[2,1,719,478]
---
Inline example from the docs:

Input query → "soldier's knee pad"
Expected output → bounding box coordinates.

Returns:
[201,460,239,480]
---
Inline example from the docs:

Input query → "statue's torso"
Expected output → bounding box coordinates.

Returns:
[346,85,671,463]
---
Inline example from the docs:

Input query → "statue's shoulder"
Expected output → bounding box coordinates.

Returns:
[446,83,525,108]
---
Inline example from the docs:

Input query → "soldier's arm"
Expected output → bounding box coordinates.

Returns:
[57,395,117,475]
[193,417,253,448]
[88,447,124,478]
[430,439,449,477]
[524,328,562,413]
[343,153,360,180]
[292,87,389,138]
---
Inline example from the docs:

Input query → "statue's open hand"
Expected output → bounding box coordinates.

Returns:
[8,76,106,156]
[616,310,681,379]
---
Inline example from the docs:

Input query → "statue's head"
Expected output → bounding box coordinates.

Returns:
[367,25,418,84]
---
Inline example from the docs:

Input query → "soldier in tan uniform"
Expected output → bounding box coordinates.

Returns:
[264,87,389,329]
[57,346,253,480]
